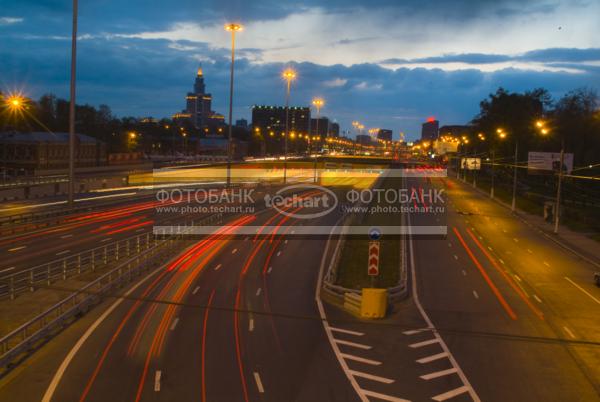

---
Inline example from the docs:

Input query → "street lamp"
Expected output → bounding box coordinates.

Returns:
[311,97,324,183]
[536,119,563,233]
[282,68,296,184]
[224,22,243,187]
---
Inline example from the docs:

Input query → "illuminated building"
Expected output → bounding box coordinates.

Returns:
[421,117,439,141]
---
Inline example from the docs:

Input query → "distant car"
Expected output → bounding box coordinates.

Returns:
[595,272,600,287]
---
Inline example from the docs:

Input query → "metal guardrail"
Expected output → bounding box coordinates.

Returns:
[0,175,69,189]
[0,213,223,300]
[0,213,223,369]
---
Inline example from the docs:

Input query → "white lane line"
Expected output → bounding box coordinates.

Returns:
[514,275,522,282]
[564,277,600,305]
[253,372,264,393]
[472,290,479,299]
[267,266,273,274]
[330,327,364,336]
[55,250,70,256]
[334,339,372,350]
[340,353,382,366]
[409,338,440,349]
[527,249,533,254]
[533,294,542,303]
[487,246,493,251]
[101,238,112,242]
[154,370,162,392]
[453,255,458,260]
[249,318,255,332]
[563,326,576,339]
[461,270,467,276]
[406,212,481,402]
[8,246,26,252]
[169,318,179,331]
[543,261,550,267]
[284,239,288,244]
[402,329,429,335]
[192,286,200,295]
[420,367,458,380]
[432,385,470,401]
[42,263,166,402]
[60,234,73,239]
[214,264,222,271]
[135,228,146,233]
[349,370,394,384]
[256,288,262,296]
[416,352,448,364]
[276,251,281,257]
[0,266,16,274]
[513,238,519,242]
[499,258,505,265]
[231,248,237,254]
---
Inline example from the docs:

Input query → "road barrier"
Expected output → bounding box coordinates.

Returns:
[0,213,223,300]
[0,213,222,370]
[343,292,362,316]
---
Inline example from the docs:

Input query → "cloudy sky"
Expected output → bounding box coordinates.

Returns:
[1,0,599,140]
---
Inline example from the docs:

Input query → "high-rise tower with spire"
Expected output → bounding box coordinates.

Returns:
[175,66,224,130]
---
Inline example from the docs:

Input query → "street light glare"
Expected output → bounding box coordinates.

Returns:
[312,97,324,107]
[282,68,296,81]
[224,23,243,32]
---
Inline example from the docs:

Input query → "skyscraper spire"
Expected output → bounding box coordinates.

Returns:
[193,65,206,94]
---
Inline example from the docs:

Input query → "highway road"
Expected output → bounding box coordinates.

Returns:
[0,165,599,401]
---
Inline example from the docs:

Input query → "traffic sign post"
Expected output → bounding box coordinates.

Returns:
[368,241,380,287]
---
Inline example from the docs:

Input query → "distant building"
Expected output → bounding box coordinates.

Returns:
[235,118,248,128]
[421,118,439,141]
[0,132,106,175]
[356,134,372,145]
[174,66,225,129]
[310,117,330,137]
[377,129,393,141]
[330,122,340,137]
[251,105,311,135]
[438,125,471,138]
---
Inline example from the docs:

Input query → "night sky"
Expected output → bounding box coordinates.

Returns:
[1,0,599,140]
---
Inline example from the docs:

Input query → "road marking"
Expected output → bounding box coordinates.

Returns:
[409,338,439,348]
[564,277,600,305]
[8,246,26,252]
[154,370,161,392]
[472,290,479,299]
[349,370,394,384]
[487,246,493,251]
[340,353,381,366]
[543,261,550,267]
[42,263,165,402]
[192,286,200,295]
[527,249,533,254]
[284,239,288,244]
[244,236,249,241]
[60,234,73,239]
[461,270,467,276]
[253,372,264,393]
[420,367,458,380]
[214,264,222,271]
[135,228,146,233]
[416,352,448,364]
[170,318,179,331]
[499,258,505,265]
[267,266,272,274]
[533,295,542,303]
[231,248,237,254]
[276,251,281,257]
[0,266,16,274]
[256,288,262,296]
[563,326,576,339]
[403,329,428,335]
[432,386,470,401]
[448,242,452,247]
[249,318,254,332]
[330,327,364,336]
[453,255,458,260]
[334,339,372,350]
[513,238,519,243]
[291,230,295,234]
[55,250,70,256]
[514,275,522,282]
[101,238,112,242]
[502,229,507,233]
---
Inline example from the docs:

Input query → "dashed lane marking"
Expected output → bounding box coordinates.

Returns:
[334,339,372,350]
[472,290,479,299]
[253,372,264,393]
[533,295,542,303]
[563,326,576,339]
[349,370,394,384]
[231,248,237,254]
[420,367,458,380]
[154,370,161,392]
[409,338,440,349]
[256,288,262,296]
[416,352,448,364]
[340,353,382,366]
[214,264,222,271]
[169,318,179,331]
[192,286,200,295]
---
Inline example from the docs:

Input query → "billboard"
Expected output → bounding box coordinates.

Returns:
[434,141,458,155]
[461,158,481,170]
[527,152,573,174]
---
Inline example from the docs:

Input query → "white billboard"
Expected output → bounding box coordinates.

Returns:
[527,152,573,174]
[461,158,481,170]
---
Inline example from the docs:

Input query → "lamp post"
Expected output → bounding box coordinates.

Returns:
[536,120,562,233]
[311,97,324,183]
[68,0,78,207]
[492,129,507,199]
[282,68,296,184]
[224,23,243,187]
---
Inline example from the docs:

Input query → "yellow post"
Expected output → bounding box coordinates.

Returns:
[360,288,387,318]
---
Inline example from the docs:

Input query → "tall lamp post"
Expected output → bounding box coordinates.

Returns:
[311,97,324,183]
[497,128,518,212]
[224,23,243,187]
[282,68,296,184]
[68,0,78,207]
[491,129,507,199]
[535,120,563,233]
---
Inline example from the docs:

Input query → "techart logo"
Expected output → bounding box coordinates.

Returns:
[264,184,338,220]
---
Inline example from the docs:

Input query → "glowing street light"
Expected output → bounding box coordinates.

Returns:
[311,97,324,182]
[282,67,296,183]
[224,22,243,187]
